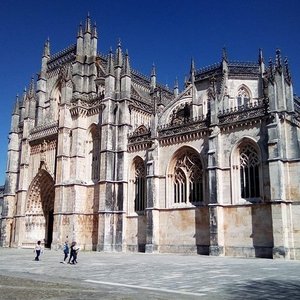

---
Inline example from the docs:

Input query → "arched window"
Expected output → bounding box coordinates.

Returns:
[239,144,260,198]
[237,86,250,107]
[49,83,61,121]
[173,150,203,204]
[134,159,146,212]
[86,125,100,182]
[231,140,262,203]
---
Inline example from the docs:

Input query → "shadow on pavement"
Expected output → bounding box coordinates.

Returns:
[225,279,300,299]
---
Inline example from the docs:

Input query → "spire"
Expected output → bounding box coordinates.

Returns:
[174,77,179,97]
[174,77,179,89]
[190,58,195,84]
[122,50,131,76]
[13,95,20,115]
[115,39,123,67]
[284,57,292,83]
[85,13,91,33]
[258,48,265,74]
[22,87,27,103]
[43,38,50,57]
[151,63,156,77]
[269,57,274,78]
[28,76,35,98]
[258,48,263,64]
[190,58,195,74]
[184,75,189,88]
[222,47,228,62]
[92,22,98,39]
[275,48,282,70]
[77,22,83,38]
[150,63,156,90]
[107,48,115,76]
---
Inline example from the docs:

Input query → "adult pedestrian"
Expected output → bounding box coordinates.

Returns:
[68,241,78,264]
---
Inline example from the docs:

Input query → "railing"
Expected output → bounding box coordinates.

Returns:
[128,128,151,144]
[294,97,300,115]
[29,121,58,141]
[47,44,76,71]
[218,99,267,125]
[158,115,207,138]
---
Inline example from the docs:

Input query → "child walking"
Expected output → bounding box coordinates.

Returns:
[63,241,69,263]
[34,240,43,261]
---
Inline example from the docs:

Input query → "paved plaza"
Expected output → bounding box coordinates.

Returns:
[0,248,300,299]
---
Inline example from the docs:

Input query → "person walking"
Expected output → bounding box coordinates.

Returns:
[34,240,43,261]
[68,241,77,264]
[62,241,69,263]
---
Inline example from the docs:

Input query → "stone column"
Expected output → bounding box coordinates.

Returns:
[207,127,224,256]
[145,142,160,253]
[271,202,293,259]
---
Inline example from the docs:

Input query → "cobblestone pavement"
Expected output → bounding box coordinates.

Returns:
[0,248,300,299]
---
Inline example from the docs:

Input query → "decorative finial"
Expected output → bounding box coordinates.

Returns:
[43,38,50,57]
[107,48,115,75]
[174,77,179,88]
[284,57,291,82]
[258,48,263,64]
[78,22,83,38]
[151,63,156,77]
[190,57,195,73]
[92,22,98,38]
[13,95,20,115]
[28,76,35,97]
[275,48,282,69]
[122,50,131,76]
[269,57,273,77]
[190,58,195,84]
[115,39,123,67]
[85,13,91,33]
[222,47,228,62]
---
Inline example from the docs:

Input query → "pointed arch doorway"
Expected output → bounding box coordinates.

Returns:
[25,169,55,248]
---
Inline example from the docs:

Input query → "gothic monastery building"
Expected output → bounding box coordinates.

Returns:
[1,16,300,259]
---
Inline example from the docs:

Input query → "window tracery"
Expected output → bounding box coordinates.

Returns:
[231,140,262,203]
[237,86,250,107]
[134,159,146,212]
[173,150,203,204]
[239,144,260,198]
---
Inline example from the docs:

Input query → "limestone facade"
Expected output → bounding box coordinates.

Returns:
[1,16,300,259]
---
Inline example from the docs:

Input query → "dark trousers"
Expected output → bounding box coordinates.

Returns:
[68,251,77,264]
[35,250,41,261]
[64,252,68,261]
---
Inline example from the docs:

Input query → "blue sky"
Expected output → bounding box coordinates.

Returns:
[0,0,300,184]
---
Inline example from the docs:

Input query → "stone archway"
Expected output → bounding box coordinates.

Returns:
[25,169,55,248]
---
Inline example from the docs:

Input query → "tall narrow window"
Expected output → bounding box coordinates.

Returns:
[173,150,203,204]
[134,159,146,212]
[237,86,250,107]
[174,169,186,203]
[86,125,100,182]
[239,144,260,198]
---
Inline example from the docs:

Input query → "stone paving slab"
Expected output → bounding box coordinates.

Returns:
[0,248,300,299]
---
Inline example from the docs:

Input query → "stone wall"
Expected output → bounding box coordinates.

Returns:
[158,207,210,254]
[223,204,273,258]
